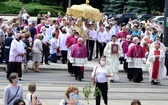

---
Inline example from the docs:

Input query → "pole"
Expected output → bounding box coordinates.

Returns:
[164,0,168,75]
[163,0,168,47]
[68,0,71,7]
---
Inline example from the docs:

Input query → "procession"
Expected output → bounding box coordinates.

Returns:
[0,0,168,105]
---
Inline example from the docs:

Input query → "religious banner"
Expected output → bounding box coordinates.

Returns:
[111,44,118,54]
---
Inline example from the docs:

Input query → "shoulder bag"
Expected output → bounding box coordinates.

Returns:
[93,65,98,85]
[7,85,20,104]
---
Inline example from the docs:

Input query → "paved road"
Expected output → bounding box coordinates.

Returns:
[0,69,168,105]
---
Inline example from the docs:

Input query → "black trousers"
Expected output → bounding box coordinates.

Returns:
[42,44,49,64]
[98,42,106,57]
[74,66,84,79]
[67,60,74,74]
[0,44,4,63]
[61,50,67,63]
[96,82,108,105]
[7,62,22,79]
[96,40,99,58]
[86,40,95,60]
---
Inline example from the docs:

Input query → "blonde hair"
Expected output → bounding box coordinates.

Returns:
[65,86,79,98]
[37,34,43,40]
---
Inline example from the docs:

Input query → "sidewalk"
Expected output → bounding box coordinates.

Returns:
[0,59,148,72]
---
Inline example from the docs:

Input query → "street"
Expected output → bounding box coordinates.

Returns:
[0,69,168,105]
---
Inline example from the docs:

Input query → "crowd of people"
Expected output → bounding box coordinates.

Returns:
[0,7,167,104]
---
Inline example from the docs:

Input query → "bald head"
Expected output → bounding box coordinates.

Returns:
[132,37,139,43]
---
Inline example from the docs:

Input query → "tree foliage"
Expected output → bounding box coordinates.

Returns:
[103,0,127,14]
[126,0,147,14]
[19,0,32,4]
[39,0,58,5]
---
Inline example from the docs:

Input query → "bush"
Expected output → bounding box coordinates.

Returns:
[0,1,63,17]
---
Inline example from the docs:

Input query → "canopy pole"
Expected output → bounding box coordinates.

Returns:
[68,0,71,7]
[164,0,168,47]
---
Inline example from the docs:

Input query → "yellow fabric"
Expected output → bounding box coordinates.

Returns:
[66,4,103,22]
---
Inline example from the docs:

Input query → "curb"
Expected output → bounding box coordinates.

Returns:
[0,67,149,73]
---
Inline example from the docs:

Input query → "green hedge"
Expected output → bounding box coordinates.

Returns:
[0,1,63,17]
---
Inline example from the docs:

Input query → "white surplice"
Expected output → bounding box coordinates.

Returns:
[147,49,167,81]
[9,39,25,62]
[103,41,122,80]
[56,32,70,51]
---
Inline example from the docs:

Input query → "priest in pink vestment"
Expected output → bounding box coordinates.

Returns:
[147,43,167,85]
[126,39,145,83]
[71,38,87,81]
[121,35,132,72]
[66,30,79,75]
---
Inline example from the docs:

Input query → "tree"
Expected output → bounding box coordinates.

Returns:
[19,0,32,4]
[126,0,147,14]
[39,0,58,5]
[103,0,127,14]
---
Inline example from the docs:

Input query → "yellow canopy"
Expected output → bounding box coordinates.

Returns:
[66,0,103,22]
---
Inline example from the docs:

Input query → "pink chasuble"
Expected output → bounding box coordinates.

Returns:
[152,50,160,79]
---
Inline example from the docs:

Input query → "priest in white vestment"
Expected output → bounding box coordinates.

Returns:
[57,27,70,64]
[103,35,122,81]
[7,33,25,79]
[147,43,167,85]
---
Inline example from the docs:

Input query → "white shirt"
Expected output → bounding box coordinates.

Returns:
[49,38,57,54]
[97,31,107,43]
[97,67,108,83]
[106,31,112,43]
[88,29,97,40]
[57,32,70,51]
[33,39,43,53]
[111,25,120,36]
[92,65,111,83]
[28,18,33,24]
[22,13,29,20]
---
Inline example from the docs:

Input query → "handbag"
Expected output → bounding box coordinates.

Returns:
[93,65,98,85]
[7,85,20,104]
